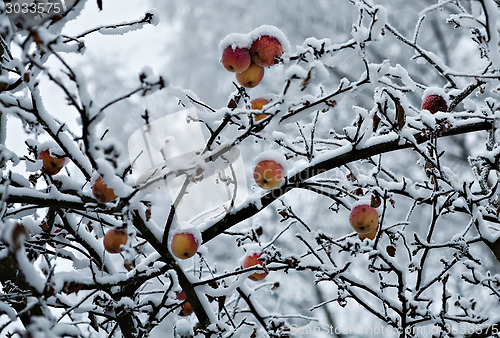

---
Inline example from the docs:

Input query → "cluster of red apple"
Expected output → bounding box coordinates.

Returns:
[35,86,447,314]
[166,152,285,287]
[170,252,266,317]
[169,230,266,316]
[37,148,117,203]
[346,91,446,233]
[170,231,266,278]
[37,147,122,253]
[93,176,125,254]
[345,91,447,243]
[221,32,284,88]
[175,291,194,316]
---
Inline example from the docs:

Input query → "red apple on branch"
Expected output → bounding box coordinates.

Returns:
[171,232,199,259]
[253,159,285,190]
[250,97,270,122]
[11,222,29,251]
[349,204,379,235]
[103,229,128,254]
[235,63,264,88]
[176,291,194,316]
[38,149,66,175]
[421,88,448,114]
[92,177,117,203]
[250,35,283,67]
[242,252,267,281]
[221,46,251,73]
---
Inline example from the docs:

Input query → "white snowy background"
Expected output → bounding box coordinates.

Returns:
[0,0,499,337]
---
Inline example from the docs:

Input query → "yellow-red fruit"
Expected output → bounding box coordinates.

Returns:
[242,253,267,281]
[358,225,379,240]
[254,114,268,122]
[253,160,284,190]
[250,98,270,122]
[38,150,65,175]
[349,204,379,235]
[250,35,283,67]
[235,63,264,88]
[221,46,251,73]
[421,94,447,114]
[92,177,117,203]
[176,291,194,316]
[103,229,128,254]
[171,232,199,259]
[251,97,270,110]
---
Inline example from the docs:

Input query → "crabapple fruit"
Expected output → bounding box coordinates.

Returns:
[235,63,264,88]
[421,94,447,114]
[250,97,270,121]
[103,229,128,254]
[349,204,379,235]
[253,160,284,190]
[250,35,283,67]
[242,252,267,281]
[38,150,65,175]
[171,232,199,259]
[92,177,117,203]
[221,46,251,73]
